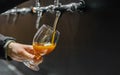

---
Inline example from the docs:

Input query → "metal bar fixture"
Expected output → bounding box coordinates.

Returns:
[0,0,86,28]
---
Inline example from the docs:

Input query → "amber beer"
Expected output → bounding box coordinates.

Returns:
[33,42,56,60]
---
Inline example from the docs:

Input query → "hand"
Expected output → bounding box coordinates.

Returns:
[7,42,35,62]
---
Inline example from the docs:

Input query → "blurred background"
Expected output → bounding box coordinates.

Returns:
[0,0,120,75]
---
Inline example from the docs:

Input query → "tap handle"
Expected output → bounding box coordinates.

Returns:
[54,0,60,6]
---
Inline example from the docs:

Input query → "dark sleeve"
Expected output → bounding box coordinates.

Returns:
[0,34,15,59]
[0,0,28,59]
[0,0,29,14]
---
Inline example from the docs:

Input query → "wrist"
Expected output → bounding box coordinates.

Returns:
[4,40,16,60]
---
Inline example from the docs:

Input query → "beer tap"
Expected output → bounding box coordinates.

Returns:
[2,7,18,24]
[12,7,17,24]
[54,0,61,7]
[54,0,61,12]
[0,0,86,27]
[52,0,61,30]
[33,0,43,29]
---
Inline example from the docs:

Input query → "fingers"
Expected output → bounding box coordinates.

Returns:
[34,56,43,64]
[24,45,34,54]
[9,53,24,62]
[24,45,33,50]
[11,57,23,62]
[21,50,35,60]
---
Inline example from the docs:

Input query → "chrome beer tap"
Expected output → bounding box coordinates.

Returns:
[52,0,61,31]
[0,0,86,27]
[33,0,43,29]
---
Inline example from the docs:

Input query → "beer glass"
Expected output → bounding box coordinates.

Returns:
[23,24,60,71]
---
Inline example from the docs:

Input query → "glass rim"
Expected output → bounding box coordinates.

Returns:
[42,24,60,34]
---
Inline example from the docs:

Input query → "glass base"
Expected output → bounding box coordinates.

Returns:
[23,60,40,71]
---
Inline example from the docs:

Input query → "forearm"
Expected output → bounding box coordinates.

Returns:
[0,34,15,59]
[0,0,29,13]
